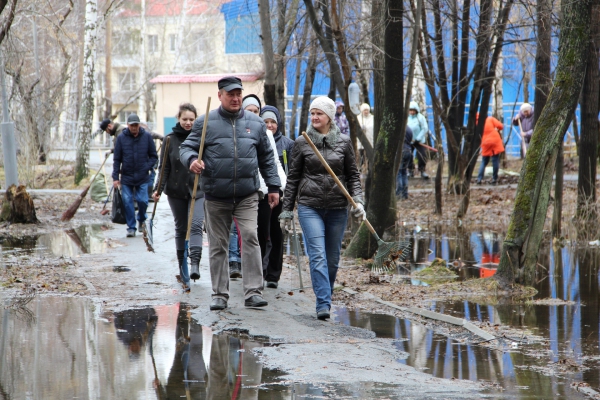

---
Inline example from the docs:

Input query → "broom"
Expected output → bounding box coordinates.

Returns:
[180,97,211,289]
[301,131,411,274]
[61,153,111,221]
[143,136,171,252]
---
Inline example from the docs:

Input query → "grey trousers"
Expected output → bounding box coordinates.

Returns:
[167,196,205,250]
[204,193,263,300]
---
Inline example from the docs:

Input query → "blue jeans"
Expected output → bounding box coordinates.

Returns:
[395,150,412,198]
[298,204,348,313]
[477,154,500,182]
[121,183,149,231]
[228,220,241,263]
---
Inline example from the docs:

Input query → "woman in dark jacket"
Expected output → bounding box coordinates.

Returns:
[279,96,365,320]
[152,103,204,292]
[260,105,292,288]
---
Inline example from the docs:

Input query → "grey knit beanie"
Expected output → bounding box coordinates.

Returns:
[242,96,261,111]
[309,96,336,122]
[261,111,278,123]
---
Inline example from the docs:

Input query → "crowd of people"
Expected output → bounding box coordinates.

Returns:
[107,76,364,319]
[105,75,534,319]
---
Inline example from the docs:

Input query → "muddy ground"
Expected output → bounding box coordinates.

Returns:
[1,159,597,398]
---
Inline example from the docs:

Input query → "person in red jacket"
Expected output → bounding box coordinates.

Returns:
[476,114,504,185]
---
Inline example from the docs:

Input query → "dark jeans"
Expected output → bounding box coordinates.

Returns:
[121,183,148,231]
[167,196,205,250]
[228,220,241,263]
[395,150,412,198]
[477,154,500,182]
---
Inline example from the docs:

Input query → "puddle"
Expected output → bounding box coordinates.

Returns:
[334,306,587,399]
[379,229,600,397]
[0,224,109,258]
[0,297,410,399]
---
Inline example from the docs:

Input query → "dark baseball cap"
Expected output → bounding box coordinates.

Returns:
[218,76,243,92]
[127,114,141,124]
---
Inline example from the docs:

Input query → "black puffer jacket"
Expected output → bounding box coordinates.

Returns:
[282,124,363,211]
[154,123,203,199]
[179,106,280,200]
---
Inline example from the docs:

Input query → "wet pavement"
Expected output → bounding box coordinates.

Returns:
[0,297,473,399]
[0,223,109,258]
[3,197,598,398]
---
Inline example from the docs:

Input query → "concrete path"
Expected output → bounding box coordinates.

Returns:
[76,198,490,398]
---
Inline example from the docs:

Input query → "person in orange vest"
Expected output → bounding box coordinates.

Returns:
[476,114,504,185]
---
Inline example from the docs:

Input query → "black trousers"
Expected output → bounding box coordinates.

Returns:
[265,200,284,282]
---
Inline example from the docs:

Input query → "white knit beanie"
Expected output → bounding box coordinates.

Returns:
[520,102,533,113]
[309,96,336,122]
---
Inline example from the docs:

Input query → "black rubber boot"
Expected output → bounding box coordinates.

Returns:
[189,246,202,281]
[176,250,185,279]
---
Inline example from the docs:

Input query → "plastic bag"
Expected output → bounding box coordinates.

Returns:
[90,172,108,202]
[111,187,127,224]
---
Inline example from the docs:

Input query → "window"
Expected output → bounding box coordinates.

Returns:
[148,35,158,53]
[194,33,208,57]
[113,30,139,54]
[119,111,136,123]
[169,34,177,52]
[118,72,136,91]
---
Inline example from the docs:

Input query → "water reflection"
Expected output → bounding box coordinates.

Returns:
[334,307,583,399]
[0,224,108,258]
[409,230,600,397]
[1,297,413,399]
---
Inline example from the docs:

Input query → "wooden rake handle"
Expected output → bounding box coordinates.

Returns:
[151,136,170,220]
[186,97,211,241]
[301,131,376,236]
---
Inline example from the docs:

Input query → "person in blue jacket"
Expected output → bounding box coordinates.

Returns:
[407,101,430,179]
[112,114,158,237]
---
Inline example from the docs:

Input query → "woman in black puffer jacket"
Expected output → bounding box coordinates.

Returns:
[279,96,365,320]
[152,103,204,292]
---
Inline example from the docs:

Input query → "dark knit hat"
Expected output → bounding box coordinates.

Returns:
[100,119,111,131]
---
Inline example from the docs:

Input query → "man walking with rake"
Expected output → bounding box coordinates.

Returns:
[180,76,281,311]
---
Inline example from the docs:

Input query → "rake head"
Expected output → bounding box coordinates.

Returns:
[371,239,412,274]
[143,219,155,253]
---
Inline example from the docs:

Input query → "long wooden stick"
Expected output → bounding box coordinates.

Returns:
[185,97,211,241]
[517,118,527,157]
[301,131,377,236]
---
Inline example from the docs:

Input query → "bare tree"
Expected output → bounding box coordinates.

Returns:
[74,0,99,185]
[495,0,593,287]
[345,0,403,259]
[576,3,600,220]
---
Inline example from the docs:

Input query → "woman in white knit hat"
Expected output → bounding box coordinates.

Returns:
[512,102,535,154]
[279,96,365,320]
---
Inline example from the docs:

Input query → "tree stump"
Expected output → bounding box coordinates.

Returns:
[0,185,39,224]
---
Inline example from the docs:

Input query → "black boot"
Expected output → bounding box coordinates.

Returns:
[176,250,185,280]
[189,246,202,281]
[229,261,242,278]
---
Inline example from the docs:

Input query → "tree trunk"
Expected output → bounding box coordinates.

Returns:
[104,16,112,119]
[495,0,592,287]
[299,39,317,136]
[258,0,277,107]
[74,0,99,185]
[0,185,38,224]
[433,112,443,214]
[138,0,146,121]
[345,0,403,259]
[534,0,552,125]
[552,144,564,236]
[576,4,600,217]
